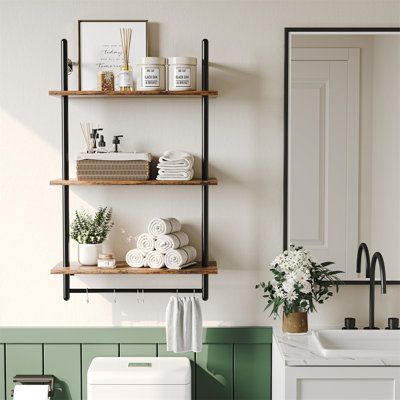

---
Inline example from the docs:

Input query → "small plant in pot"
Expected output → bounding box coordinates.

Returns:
[256,244,343,334]
[70,206,114,266]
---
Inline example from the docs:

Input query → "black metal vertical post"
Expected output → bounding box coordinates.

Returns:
[61,39,70,301]
[202,39,209,301]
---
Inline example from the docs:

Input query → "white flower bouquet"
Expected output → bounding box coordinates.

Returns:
[256,244,343,318]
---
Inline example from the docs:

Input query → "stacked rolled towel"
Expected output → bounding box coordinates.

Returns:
[125,217,198,270]
[156,150,194,181]
[165,245,197,269]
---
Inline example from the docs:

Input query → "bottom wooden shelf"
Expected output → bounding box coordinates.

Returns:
[51,261,217,275]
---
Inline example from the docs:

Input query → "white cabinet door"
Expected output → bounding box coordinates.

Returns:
[285,366,400,400]
[289,48,360,277]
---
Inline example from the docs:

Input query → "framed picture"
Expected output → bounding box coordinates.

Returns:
[78,20,148,90]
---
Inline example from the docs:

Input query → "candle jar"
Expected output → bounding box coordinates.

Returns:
[136,57,166,91]
[167,57,197,91]
[97,71,115,91]
[119,66,133,91]
[97,253,116,268]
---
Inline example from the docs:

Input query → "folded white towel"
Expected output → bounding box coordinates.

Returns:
[77,152,152,162]
[155,232,190,254]
[166,296,203,353]
[148,218,181,237]
[145,250,165,268]
[156,164,193,171]
[126,249,147,268]
[165,246,197,269]
[159,150,194,168]
[136,233,155,254]
[156,169,194,181]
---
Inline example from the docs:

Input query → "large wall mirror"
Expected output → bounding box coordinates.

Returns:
[284,28,400,283]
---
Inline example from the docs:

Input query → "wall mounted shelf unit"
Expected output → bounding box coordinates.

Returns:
[50,38,217,301]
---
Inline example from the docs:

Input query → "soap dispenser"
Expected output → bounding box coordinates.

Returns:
[96,135,108,153]
[90,128,103,152]
[112,135,124,152]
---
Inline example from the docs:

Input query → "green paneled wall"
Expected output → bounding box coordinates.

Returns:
[0,327,272,400]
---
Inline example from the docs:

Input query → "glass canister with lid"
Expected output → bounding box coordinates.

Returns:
[136,57,166,91]
[167,57,197,91]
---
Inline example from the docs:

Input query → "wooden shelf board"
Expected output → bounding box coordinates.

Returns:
[50,178,218,186]
[49,90,218,98]
[51,261,218,275]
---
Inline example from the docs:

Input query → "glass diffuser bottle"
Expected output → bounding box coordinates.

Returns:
[119,27,133,91]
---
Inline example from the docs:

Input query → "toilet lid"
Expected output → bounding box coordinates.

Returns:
[88,357,191,385]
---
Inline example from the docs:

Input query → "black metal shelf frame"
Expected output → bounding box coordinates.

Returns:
[59,38,212,301]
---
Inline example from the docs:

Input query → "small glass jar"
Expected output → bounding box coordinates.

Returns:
[118,66,133,91]
[136,57,166,91]
[97,253,116,268]
[167,57,197,91]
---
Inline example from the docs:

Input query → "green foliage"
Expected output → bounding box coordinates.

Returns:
[70,206,114,244]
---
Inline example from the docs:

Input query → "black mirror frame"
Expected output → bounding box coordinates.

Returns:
[283,27,400,285]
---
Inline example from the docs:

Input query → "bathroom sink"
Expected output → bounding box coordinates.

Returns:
[312,329,400,358]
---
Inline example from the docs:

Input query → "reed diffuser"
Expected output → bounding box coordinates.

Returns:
[119,28,133,91]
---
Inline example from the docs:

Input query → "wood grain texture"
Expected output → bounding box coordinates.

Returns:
[50,178,218,186]
[49,90,218,97]
[51,261,218,275]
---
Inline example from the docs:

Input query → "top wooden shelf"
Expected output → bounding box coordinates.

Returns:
[49,90,218,98]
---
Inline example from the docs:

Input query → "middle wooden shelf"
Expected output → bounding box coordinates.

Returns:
[50,178,218,186]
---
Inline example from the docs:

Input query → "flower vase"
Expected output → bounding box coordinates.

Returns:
[282,311,308,334]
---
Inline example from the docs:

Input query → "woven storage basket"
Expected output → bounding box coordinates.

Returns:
[76,160,150,181]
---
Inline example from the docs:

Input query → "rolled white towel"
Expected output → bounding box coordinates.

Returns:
[146,250,165,268]
[126,249,146,268]
[155,232,190,254]
[148,218,181,237]
[165,246,197,269]
[156,169,194,181]
[159,150,194,168]
[136,233,155,254]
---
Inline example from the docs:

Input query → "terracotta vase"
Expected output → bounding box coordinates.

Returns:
[282,311,308,334]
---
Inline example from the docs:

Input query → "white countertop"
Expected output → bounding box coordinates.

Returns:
[274,331,400,367]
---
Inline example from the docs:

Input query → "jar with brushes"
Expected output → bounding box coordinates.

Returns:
[119,28,133,91]
[136,57,166,91]
[167,57,197,91]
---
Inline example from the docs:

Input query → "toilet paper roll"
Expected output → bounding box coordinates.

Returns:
[13,384,50,400]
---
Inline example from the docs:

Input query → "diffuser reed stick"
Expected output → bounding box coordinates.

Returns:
[80,122,92,152]
[119,27,133,91]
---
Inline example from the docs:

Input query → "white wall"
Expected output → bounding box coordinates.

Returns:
[0,0,399,329]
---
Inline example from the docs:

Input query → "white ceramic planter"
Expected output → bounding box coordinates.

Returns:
[78,243,102,266]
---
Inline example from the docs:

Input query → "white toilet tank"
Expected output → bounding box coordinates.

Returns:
[87,357,191,400]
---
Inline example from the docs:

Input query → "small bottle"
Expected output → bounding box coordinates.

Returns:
[119,66,133,91]
[96,135,108,153]
[90,128,103,153]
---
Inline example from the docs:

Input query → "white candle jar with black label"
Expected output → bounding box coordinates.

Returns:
[136,57,166,91]
[167,57,197,91]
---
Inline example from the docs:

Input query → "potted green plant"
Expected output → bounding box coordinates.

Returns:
[70,206,114,266]
[256,244,343,334]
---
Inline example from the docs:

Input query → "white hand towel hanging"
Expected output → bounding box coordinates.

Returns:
[155,231,190,254]
[166,296,203,353]
[148,217,181,237]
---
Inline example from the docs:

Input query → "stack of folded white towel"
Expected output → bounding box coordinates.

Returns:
[126,217,197,269]
[156,150,194,181]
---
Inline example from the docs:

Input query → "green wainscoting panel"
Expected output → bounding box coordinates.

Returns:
[44,344,81,400]
[120,344,157,357]
[196,344,233,400]
[0,327,272,400]
[158,344,196,399]
[81,344,118,400]
[6,344,42,400]
[234,344,272,400]
[0,345,5,400]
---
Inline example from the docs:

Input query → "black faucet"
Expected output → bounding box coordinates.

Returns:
[364,252,387,329]
[356,243,371,278]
